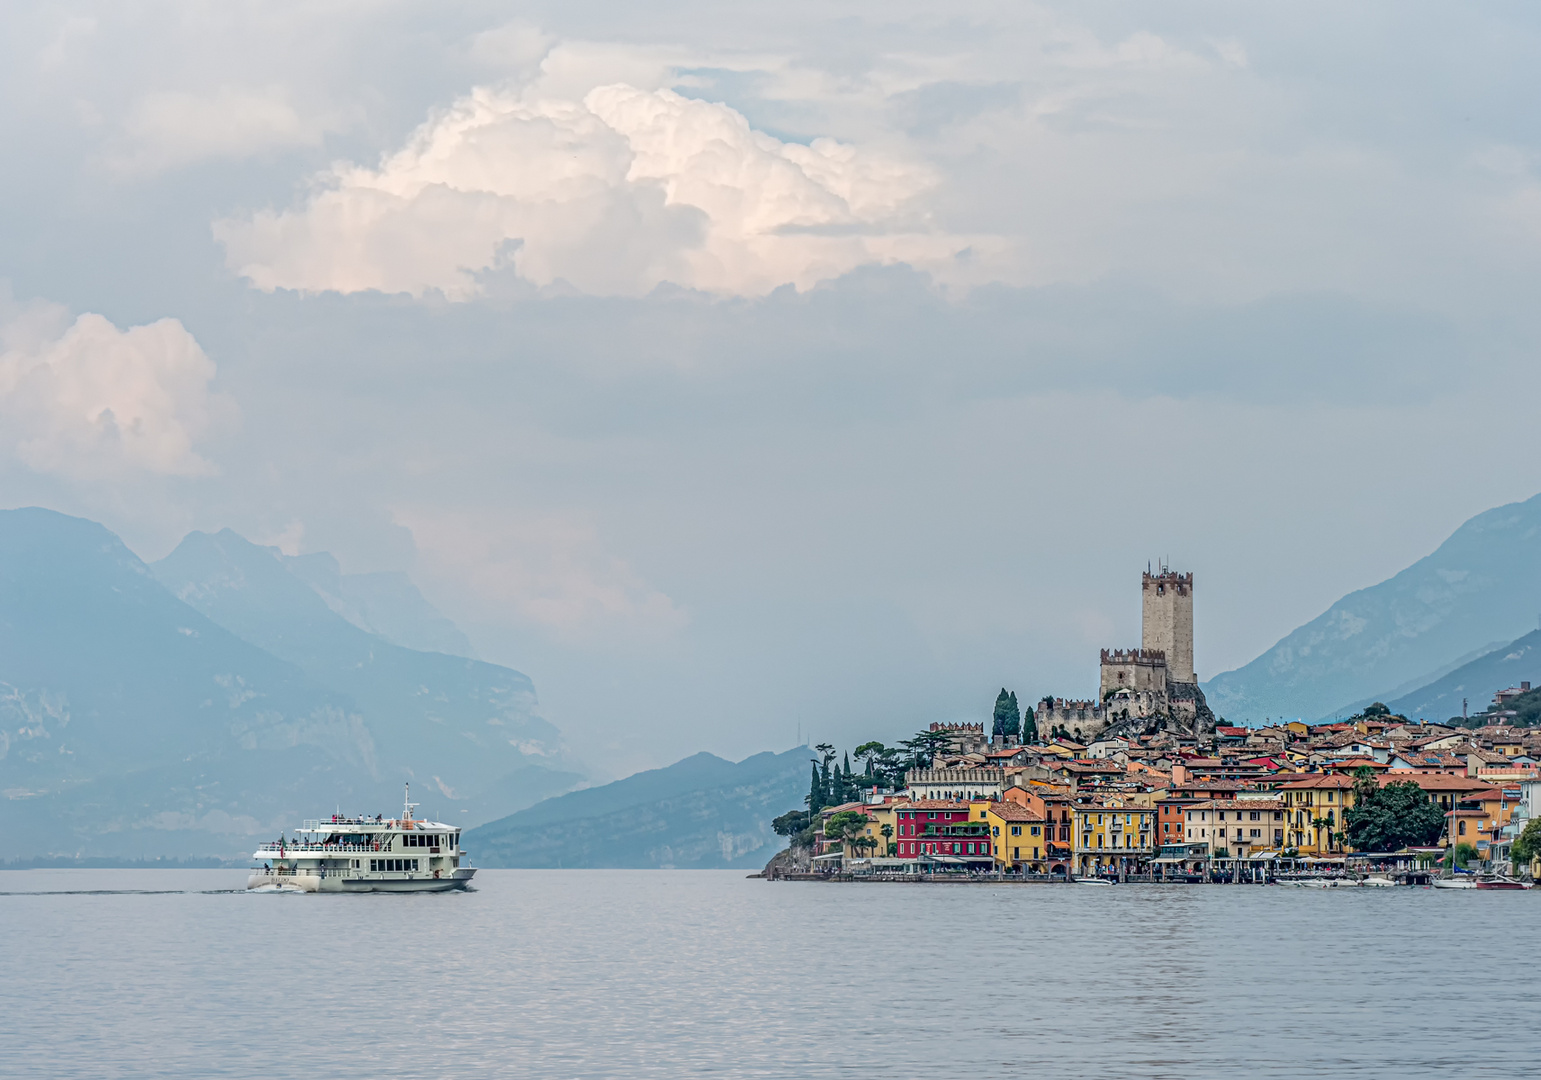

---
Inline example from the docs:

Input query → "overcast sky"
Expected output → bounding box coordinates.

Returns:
[4,1,1541,778]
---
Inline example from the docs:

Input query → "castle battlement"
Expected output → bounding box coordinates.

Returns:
[929,722,984,733]
[1100,648,1166,667]
[1142,570,1192,596]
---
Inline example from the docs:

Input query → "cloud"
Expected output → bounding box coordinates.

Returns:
[0,294,229,480]
[216,82,993,298]
[396,508,687,640]
[113,85,338,174]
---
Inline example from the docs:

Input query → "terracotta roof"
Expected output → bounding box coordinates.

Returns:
[1380,773,1501,793]
[1276,774,1357,790]
[895,800,973,810]
[986,802,1045,822]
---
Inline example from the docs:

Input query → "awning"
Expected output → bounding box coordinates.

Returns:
[811,853,845,861]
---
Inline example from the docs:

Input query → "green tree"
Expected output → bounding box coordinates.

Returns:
[1021,702,1039,744]
[900,728,952,769]
[806,763,825,816]
[880,823,895,856]
[1343,778,1447,852]
[993,689,1020,738]
[824,809,870,855]
[1511,818,1541,870]
[1452,842,1479,868]
[854,741,886,778]
[773,810,810,836]
[1005,691,1022,739]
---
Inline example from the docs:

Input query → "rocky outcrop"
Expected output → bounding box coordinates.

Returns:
[762,839,814,878]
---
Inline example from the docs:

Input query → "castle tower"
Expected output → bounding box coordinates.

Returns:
[1142,569,1194,683]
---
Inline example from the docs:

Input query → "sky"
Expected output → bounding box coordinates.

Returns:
[4,1,1541,780]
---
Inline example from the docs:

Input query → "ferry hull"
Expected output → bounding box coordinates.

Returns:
[247,868,476,894]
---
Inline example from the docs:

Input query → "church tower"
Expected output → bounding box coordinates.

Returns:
[1141,569,1194,684]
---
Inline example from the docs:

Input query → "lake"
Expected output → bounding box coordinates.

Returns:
[2,869,1534,1078]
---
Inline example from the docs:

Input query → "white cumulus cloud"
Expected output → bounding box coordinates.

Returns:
[0,295,229,480]
[216,83,986,298]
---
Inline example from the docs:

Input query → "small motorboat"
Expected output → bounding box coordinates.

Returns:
[1073,877,1113,885]
[1432,877,1477,890]
[1355,876,1397,887]
[1474,877,1531,890]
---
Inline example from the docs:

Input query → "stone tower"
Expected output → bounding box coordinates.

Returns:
[1141,569,1194,683]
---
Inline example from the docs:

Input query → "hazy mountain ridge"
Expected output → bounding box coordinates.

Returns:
[1204,492,1541,722]
[465,748,810,869]
[152,529,582,823]
[281,550,476,657]
[0,508,578,860]
[1385,629,1541,722]
[0,508,383,857]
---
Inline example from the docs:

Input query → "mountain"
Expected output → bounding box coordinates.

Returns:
[0,508,385,858]
[0,508,576,860]
[464,748,811,868]
[1204,491,1541,722]
[1384,630,1541,722]
[281,551,476,657]
[151,529,581,824]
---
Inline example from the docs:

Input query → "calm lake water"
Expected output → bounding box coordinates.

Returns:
[2,869,1535,1079]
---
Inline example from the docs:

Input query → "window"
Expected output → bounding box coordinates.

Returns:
[1249,811,1260,821]
[1250,829,1261,838]
[1011,825,1021,836]
[928,812,936,820]
[1030,826,1040,836]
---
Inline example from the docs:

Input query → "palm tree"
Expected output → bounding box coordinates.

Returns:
[880,823,895,856]
[1311,816,1333,853]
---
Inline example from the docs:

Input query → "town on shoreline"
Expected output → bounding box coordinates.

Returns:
[762,697,1541,884]
[761,567,1541,886]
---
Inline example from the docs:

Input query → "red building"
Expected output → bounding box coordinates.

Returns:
[893,801,992,865]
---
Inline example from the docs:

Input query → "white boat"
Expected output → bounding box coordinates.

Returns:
[1074,877,1114,885]
[1431,877,1477,890]
[1356,876,1397,887]
[247,786,476,894]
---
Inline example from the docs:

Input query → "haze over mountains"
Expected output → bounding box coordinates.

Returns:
[465,748,808,869]
[0,509,578,861]
[8,486,1541,863]
[1205,491,1541,722]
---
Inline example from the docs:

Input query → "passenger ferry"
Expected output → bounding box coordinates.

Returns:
[247,786,476,893]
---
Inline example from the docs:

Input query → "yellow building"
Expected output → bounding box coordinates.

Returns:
[1074,800,1155,874]
[1276,774,1359,854]
[980,801,1049,870]
[855,802,900,857]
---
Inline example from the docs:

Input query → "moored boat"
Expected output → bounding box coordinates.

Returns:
[247,786,476,893]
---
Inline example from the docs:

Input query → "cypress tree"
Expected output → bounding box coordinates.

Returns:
[993,688,1011,736]
[820,758,832,807]
[1004,691,1021,739]
[807,763,824,815]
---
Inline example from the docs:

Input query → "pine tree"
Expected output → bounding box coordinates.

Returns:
[992,688,1012,736]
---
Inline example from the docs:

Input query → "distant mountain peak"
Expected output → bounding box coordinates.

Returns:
[1204,490,1541,722]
